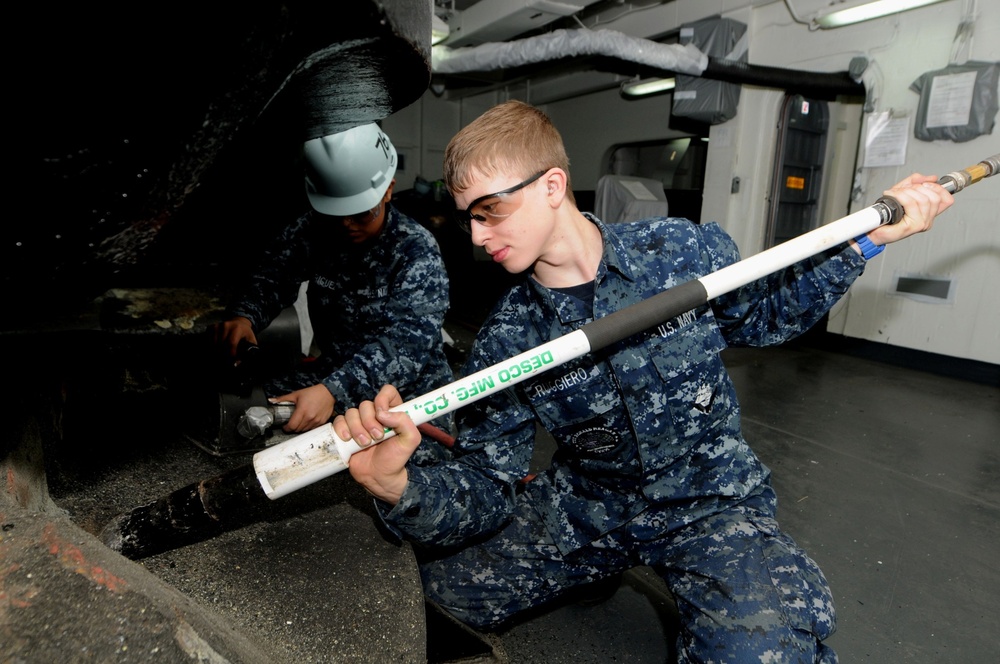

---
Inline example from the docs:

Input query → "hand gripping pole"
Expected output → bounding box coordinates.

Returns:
[253,155,999,499]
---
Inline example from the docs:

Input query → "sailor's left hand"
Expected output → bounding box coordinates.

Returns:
[865,173,954,247]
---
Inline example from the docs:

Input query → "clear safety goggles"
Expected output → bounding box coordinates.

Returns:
[454,170,549,234]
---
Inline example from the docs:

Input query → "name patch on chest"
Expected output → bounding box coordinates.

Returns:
[526,365,594,399]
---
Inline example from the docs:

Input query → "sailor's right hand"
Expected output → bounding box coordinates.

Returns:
[272,385,335,433]
[334,384,419,505]
[213,317,257,359]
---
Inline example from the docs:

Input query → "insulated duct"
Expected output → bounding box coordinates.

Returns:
[431,28,865,101]
[432,28,709,76]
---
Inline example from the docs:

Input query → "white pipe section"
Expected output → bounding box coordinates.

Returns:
[700,206,882,298]
[254,330,593,498]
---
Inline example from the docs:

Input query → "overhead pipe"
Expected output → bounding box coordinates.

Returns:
[431,27,866,99]
[100,155,999,560]
[701,57,865,99]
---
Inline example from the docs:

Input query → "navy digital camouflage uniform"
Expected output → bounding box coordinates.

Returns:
[226,205,454,438]
[378,215,868,662]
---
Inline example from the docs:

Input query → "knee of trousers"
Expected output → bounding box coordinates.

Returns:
[418,552,568,630]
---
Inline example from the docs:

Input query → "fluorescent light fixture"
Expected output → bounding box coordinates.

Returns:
[621,77,676,98]
[815,0,948,29]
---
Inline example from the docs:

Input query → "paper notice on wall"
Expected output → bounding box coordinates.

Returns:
[926,70,977,128]
[863,111,908,168]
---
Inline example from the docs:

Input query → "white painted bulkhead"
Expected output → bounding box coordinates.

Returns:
[386,0,1000,365]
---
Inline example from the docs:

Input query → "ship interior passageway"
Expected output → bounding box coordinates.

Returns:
[4,2,998,661]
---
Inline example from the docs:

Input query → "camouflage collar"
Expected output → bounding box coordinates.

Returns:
[582,213,639,283]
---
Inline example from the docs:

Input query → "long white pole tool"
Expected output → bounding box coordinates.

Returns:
[254,154,1000,499]
[102,155,998,559]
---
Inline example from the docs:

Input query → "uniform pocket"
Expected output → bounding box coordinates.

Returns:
[648,307,730,431]
[523,359,628,458]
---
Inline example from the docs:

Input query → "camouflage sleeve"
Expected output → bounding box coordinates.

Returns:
[320,231,450,405]
[697,222,867,346]
[226,214,311,332]
[378,324,538,547]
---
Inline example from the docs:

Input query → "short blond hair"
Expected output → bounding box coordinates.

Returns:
[443,100,574,204]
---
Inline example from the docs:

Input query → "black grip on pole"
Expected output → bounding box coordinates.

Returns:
[582,279,709,353]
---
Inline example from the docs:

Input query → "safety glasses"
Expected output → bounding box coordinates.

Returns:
[454,170,549,234]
